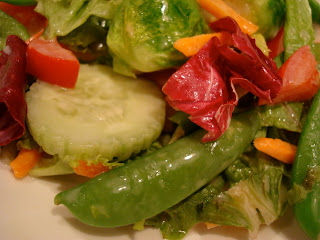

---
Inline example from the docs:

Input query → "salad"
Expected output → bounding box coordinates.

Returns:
[1,0,320,239]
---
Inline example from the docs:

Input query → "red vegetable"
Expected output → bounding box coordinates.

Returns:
[0,2,47,35]
[267,27,284,59]
[163,17,282,142]
[261,45,320,104]
[26,38,80,88]
[0,35,27,146]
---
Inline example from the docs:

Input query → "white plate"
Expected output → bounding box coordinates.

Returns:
[0,161,310,240]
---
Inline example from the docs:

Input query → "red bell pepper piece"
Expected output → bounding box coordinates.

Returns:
[26,38,80,88]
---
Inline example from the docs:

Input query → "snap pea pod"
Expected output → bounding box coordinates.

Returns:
[284,0,314,61]
[54,110,261,227]
[292,90,320,240]
[1,0,37,6]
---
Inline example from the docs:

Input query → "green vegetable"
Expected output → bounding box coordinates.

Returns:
[35,0,123,39]
[57,16,112,64]
[292,90,320,240]
[145,175,226,240]
[202,153,288,236]
[251,33,270,56]
[29,157,75,177]
[146,151,288,240]
[107,0,209,77]
[284,0,314,61]
[311,43,320,71]
[54,110,261,228]
[0,10,29,50]
[259,102,305,133]
[309,0,320,23]
[223,156,251,187]
[26,64,165,167]
[223,0,285,39]
[0,0,36,6]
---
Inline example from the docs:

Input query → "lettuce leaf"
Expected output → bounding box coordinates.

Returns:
[259,102,305,132]
[35,0,123,38]
[0,10,29,50]
[145,151,288,239]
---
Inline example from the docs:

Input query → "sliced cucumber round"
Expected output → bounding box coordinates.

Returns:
[26,64,166,166]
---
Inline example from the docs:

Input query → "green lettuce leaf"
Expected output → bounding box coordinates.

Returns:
[0,10,29,50]
[259,102,305,132]
[202,153,288,237]
[35,0,123,38]
[146,151,288,239]
[57,16,112,64]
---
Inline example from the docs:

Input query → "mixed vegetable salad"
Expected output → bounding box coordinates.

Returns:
[1,0,320,239]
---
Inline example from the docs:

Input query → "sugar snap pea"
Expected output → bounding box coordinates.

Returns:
[54,110,261,227]
[292,90,320,240]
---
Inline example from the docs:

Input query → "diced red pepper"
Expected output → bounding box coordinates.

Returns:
[26,38,80,88]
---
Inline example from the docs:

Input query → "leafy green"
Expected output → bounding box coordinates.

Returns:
[259,102,305,132]
[202,153,288,237]
[0,10,29,50]
[145,176,225,240]
[107,0,209,77]
[58,16,112,64]
[29,156,75,177]
[251,33,270,56]
[145,151,289,239]
[223,157,251,187]
[35,0,123,39]
[223,0,285,39]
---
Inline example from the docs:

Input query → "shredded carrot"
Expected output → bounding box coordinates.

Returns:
[9,148,41,178]
[196,0,258,35]
[253,137,297,164]
[173,32,232,57]
[73,160,110,178]
[205,222,220,229]
[25,28,45,45]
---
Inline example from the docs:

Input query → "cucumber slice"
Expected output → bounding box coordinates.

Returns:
[26,64,165,166]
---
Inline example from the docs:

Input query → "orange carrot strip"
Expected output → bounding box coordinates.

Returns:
[173,32,232,57]
[25,28,45,45]
[205,222,220,229]
[73,160,110,178]
[196,0,259,35]
[9,148,41,178]
[253,137,297,164]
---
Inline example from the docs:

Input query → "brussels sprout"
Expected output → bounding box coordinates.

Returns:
[224,0,285,40]
[107,0,209,76]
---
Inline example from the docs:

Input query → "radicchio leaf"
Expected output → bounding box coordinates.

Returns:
[163,17,282,142]
[0,35,27,146]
